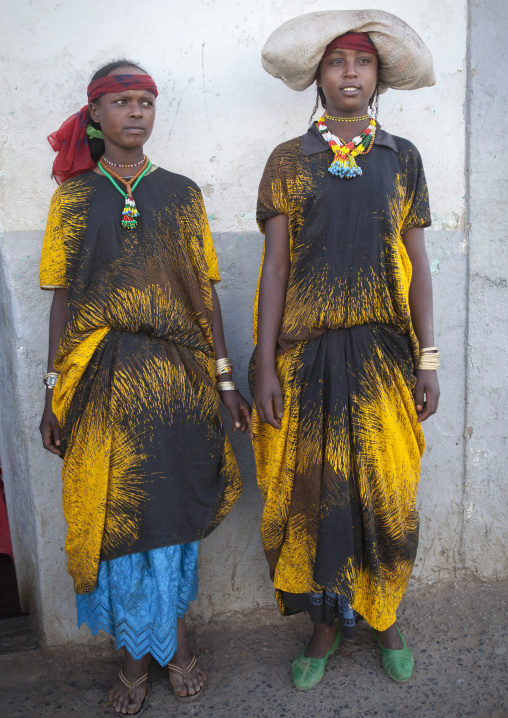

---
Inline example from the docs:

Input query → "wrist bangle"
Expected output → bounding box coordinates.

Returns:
[43,372,59,389]
[417,347,440,370]
[215,357,233,370]
[217,381,238,392]
[216,366,233,378]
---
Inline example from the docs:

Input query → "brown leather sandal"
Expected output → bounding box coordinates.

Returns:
[168,655,204,701]
[115,667,148,715]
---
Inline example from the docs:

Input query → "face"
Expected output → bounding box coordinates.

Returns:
[88,65,156,152]
[317,48,378,115]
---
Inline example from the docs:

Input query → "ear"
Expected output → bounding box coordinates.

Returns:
[88,102,100,123]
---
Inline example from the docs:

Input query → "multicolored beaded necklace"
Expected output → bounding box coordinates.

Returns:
[98,156,151,229]
[317,115,376,178]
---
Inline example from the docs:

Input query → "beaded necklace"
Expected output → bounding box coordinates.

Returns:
[98,156,151,229]
[317,115,376,178]
[325,113,370,123]
[102,155,146,169]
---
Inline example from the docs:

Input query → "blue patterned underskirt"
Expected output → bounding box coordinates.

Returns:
[76,542,199,666]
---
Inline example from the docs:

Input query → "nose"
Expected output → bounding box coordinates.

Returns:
[343,59,358,78]
[129,103,143,118]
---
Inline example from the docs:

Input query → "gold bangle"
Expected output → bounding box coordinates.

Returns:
[417,359,440,370]
[217,381,238,392]
[216,366,233,378]
[215,357,232,369]
[417,347,440,370]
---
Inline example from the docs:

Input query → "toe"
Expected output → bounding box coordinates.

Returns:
[127,696,143,715]
[173,675,188,697]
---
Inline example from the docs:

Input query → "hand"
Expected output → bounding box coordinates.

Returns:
[39,397,62,454]
[415,369,440,422]
[253,365,284,429]
[220,390,254,440]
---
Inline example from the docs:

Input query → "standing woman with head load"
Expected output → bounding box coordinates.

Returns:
[39,60,252,714]
[251,10,439,690]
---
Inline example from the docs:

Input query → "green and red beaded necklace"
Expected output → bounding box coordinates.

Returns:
[98,156,151,229]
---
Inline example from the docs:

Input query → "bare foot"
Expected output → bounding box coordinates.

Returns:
[374,622,404,649]
[168,617,206,698]
[304,622,338,658]
[108,651,150,715]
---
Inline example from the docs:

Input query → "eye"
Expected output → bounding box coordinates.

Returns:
[142,100,154,107]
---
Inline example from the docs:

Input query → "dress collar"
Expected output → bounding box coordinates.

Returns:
[301,121,398,156]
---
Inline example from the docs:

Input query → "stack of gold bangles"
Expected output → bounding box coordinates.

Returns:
[215,357,238,391]
[417,347,440,371]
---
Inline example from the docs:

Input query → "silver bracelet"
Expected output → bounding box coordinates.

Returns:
[43,372,59,389]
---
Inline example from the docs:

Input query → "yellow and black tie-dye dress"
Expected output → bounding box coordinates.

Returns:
[40,167,241,595]
[250,124,430,632]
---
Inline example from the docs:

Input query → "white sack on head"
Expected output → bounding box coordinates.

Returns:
[261,9,435,93]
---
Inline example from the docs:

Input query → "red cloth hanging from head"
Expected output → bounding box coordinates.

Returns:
[48,74,158,184]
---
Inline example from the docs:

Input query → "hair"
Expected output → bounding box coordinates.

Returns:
[87,59,148,163]
[309,85,327,125]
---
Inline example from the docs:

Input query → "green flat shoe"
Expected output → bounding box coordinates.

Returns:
[372,625,414,683]
[291,630,341,691]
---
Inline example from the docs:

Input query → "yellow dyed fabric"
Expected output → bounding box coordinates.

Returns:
[250,127,430,630]
[40,168,240,594]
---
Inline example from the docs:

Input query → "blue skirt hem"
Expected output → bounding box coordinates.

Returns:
[76,542,199,666]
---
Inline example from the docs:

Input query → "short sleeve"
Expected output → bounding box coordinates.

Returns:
[256,146,290,234]
[400,147,432,235]
[203,221,220,284]
[197,192,220,284]
[185,185,221,283]
[39,188,67,290]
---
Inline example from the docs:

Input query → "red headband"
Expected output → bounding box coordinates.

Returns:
[87,74,158,101]
[323,32,378,58]
[48,74,158,184]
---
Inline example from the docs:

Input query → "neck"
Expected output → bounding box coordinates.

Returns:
[101,144,146,178]
[321,105,372,143]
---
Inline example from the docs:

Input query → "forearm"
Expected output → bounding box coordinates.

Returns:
[256,266,289,368]
[255,214,290,370]
[211,283,228,361]
[403,227,440,419]
[408,260,434,347]
[403,228,435,348]
[210,281,253,436]
[45,288,67,404]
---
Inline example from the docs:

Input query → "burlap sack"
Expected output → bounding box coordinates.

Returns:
[261,9,435,93]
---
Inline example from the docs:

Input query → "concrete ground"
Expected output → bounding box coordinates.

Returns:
[0,580,507,718]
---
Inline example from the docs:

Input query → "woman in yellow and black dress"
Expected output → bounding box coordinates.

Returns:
[251,10,440,690]
[40,60,252,714]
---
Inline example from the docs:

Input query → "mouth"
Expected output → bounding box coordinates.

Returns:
[340,86,360,94]
[124,126,145,133]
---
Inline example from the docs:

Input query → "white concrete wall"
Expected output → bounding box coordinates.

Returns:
[2,0,466,233]
[464,0,508,578]
[1,0,505,647]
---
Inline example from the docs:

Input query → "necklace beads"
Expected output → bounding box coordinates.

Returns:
[102,155,146,168]
[325,113,370,123]
[317,115,376,179]
[98,156,151,229]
